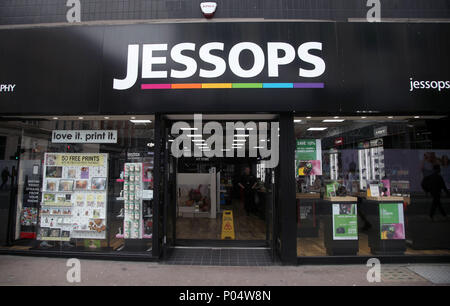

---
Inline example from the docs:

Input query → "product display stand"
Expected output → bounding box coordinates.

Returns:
[296,193,321,237]
[363,196,406,255]
[323,196,359,256]
[406,195,450,249]
[115,162,152,252]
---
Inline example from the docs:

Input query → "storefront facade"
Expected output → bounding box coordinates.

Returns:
[0,21,449,265]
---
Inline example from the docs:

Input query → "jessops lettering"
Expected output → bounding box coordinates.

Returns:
[0,84,16,92]
[113,42,326,90]
[409,78,450,92]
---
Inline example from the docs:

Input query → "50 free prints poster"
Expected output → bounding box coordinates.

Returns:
[40,153,108,241]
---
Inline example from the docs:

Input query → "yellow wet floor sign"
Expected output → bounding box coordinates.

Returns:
[221,210,235,240]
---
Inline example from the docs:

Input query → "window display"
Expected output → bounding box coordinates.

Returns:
[295,116,450,257]
[0,118,154,255]
[39,153,108,241]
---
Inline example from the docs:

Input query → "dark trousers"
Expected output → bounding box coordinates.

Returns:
[430,196,447,218]
[0,179,7,189]
[244,191,255,214]
[357,198,371,229]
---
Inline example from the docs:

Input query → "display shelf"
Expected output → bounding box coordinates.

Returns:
[365,196,404,201]
[45,190,106,193]
[329,151,339,180]
[121,162,153,239]
[296,193,320,199]
[323,196,357,202]
[41,203,73,207]
[115,233,152,239]
[40,237,71,241]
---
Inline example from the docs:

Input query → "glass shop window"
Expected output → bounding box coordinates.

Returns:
[0,118,154,255]
[294,116,450,257]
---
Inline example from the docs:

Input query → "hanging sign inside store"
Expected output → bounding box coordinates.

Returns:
[370,138,383,147]
[52,130,117,144]
[374,126,388,138]
[334,137,344,146]
[295,139,322,176]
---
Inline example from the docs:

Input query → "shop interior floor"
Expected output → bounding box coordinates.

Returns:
[176,199,266,240]
[297,221,450,257]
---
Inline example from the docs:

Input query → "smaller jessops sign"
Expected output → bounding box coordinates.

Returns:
[52,130,117,144]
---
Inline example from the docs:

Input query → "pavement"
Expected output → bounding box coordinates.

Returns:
[0,255,449,286]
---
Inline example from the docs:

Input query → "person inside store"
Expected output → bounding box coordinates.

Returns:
[1,167,10,190]
[422,165,449,221]
[421,152,439,178]
[346,167,372,231]
[238,166,257,216]
[440,155,450,187]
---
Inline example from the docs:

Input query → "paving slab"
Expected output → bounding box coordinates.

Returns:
[0,255,446,286]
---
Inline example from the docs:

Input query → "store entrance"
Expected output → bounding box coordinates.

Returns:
[162,114,278,250]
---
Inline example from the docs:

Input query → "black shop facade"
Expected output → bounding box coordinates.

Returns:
[0,21,449,265]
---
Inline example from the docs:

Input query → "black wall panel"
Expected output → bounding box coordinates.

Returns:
[0,0,449,26]
[0,22,449,115]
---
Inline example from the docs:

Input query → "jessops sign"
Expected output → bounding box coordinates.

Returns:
[1,22,450,115]
[113,41,326,90]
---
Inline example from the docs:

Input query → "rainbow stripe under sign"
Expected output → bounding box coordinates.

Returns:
[141,83,324,90]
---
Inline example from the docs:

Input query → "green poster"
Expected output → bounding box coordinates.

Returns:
[84,239,101,249]
[295,139,317,161]
[295,139,322,176]
[379,203,405,240]
[326,183,336,197]
[332,204,358,240]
